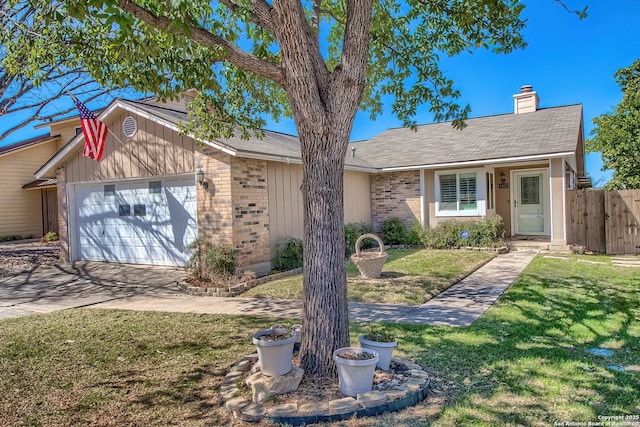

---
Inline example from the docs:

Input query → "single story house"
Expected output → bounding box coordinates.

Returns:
[34,85,587,273]
[0,134,61,239]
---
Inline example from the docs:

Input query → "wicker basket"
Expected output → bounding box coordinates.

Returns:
[350,233,387,279]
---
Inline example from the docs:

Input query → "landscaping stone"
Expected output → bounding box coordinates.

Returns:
[268,403,298,416]
[396,382,421,392]
[233,359,254,371]
[220,387,239,400]
[329,397,359,415]
[357,391,387,408]
[222,372,244,383]
[408,369,429,378]
[297,402,329,415]
[225,397,250,413]
[245,365,304,404]
[383,389,407,401]
[240,403,266,422]
[221,354,430,423]
[407,376,428,386]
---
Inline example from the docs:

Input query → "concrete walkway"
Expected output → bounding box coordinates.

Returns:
[1,251,536,326]
[90,250,537,326]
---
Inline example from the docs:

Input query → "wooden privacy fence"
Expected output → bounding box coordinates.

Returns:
[567,189,640,254]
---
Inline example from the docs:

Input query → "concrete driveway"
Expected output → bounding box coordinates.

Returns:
[0,262,187,320]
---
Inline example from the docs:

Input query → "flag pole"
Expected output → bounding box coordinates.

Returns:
[106,127,155,176]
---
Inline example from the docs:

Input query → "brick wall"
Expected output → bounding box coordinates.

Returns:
[371,170,421,231]
[195,150,271,271]
[57,167,69,262]
[231,157,270,268]
[195,149,234,247]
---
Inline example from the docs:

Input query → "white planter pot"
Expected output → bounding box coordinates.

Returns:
[333,347,379,397]
[358,335,397,371]
[253,330,296,376]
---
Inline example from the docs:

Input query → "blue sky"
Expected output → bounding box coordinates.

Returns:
[267,1,640,186]
[2,1,639,186]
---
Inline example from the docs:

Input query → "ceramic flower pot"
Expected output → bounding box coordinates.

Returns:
[358,334,397,371]
[333,347,379,397]
[253,329,296,376]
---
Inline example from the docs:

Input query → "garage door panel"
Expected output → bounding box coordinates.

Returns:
[75,177,197,266]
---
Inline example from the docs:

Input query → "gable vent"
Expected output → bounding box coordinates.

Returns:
[123,116,138,138]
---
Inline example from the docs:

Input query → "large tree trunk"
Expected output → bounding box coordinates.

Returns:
[272,0,373,378]
[298,124,351,377]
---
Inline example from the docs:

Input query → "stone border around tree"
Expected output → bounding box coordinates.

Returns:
[221,353,432,425]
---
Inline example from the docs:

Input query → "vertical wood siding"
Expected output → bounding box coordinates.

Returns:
[0,143,58,237]
[267,162,372,254]
[64,111,195,183]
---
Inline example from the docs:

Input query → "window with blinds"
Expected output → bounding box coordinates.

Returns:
[440,174,457,211]
[459,173,477,210]
[438,172,478,212]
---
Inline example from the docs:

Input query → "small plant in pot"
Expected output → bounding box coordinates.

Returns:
[333,347,379,397]
[358,326,397,371]
[252,325,297,376]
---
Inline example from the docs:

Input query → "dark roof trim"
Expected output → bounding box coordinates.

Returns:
[0,134,59,156]
[22,178,57,190]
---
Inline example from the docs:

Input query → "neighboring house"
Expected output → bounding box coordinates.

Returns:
[0,134,61,239]
[35,85,586,272]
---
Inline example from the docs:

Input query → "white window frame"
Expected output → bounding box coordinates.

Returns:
[435,168,486,217]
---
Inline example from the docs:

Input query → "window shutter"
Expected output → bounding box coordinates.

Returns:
[440,174,457,210]
[459,173,477,210]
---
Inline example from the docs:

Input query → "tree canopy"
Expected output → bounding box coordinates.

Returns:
[5,0,544,378]
[587,58,640,190]
[0,1,128,141]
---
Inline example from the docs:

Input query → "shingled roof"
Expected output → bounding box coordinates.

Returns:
[121,100,375,170]
[351,104,583,169]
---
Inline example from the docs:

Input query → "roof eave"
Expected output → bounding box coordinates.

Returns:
[378,151,576,172]
[0,135,60,159]
[235,149,378,173]
[35,99,238,179]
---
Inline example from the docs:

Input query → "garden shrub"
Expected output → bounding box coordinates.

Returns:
[274,236,304,271]
[187,239,237,282]
[0,235,22,242]
[420,216,505,249]
[43,231,58,242]
[407,222,424,245]
[344,222,373,257]
[205,245,237,278]
[380,217,408,245]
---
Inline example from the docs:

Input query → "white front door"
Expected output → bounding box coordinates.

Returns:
[513,170,548,235]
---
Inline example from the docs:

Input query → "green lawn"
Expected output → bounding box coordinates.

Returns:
[1,255,638,426]
[242,249,495,305]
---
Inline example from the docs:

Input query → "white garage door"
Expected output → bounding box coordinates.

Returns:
[74,176,198,266]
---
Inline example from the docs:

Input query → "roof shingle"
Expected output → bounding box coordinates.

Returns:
[350,104,583,169]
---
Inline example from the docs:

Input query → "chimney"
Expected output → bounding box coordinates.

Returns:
[513,85,540,114]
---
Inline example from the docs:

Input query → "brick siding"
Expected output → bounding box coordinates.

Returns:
[371,170,421,231]
[231,157,270,268]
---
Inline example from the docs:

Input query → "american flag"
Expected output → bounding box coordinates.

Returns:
[72,96,108,161]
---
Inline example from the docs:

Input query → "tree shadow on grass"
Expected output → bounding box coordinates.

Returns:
[350,263,640,426]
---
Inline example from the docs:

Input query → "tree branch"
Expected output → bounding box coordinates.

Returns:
[219,0,276,34]
[118,0,284,85]
[336,0,372,90]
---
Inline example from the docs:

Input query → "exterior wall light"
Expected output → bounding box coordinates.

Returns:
[196,168,208,189]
